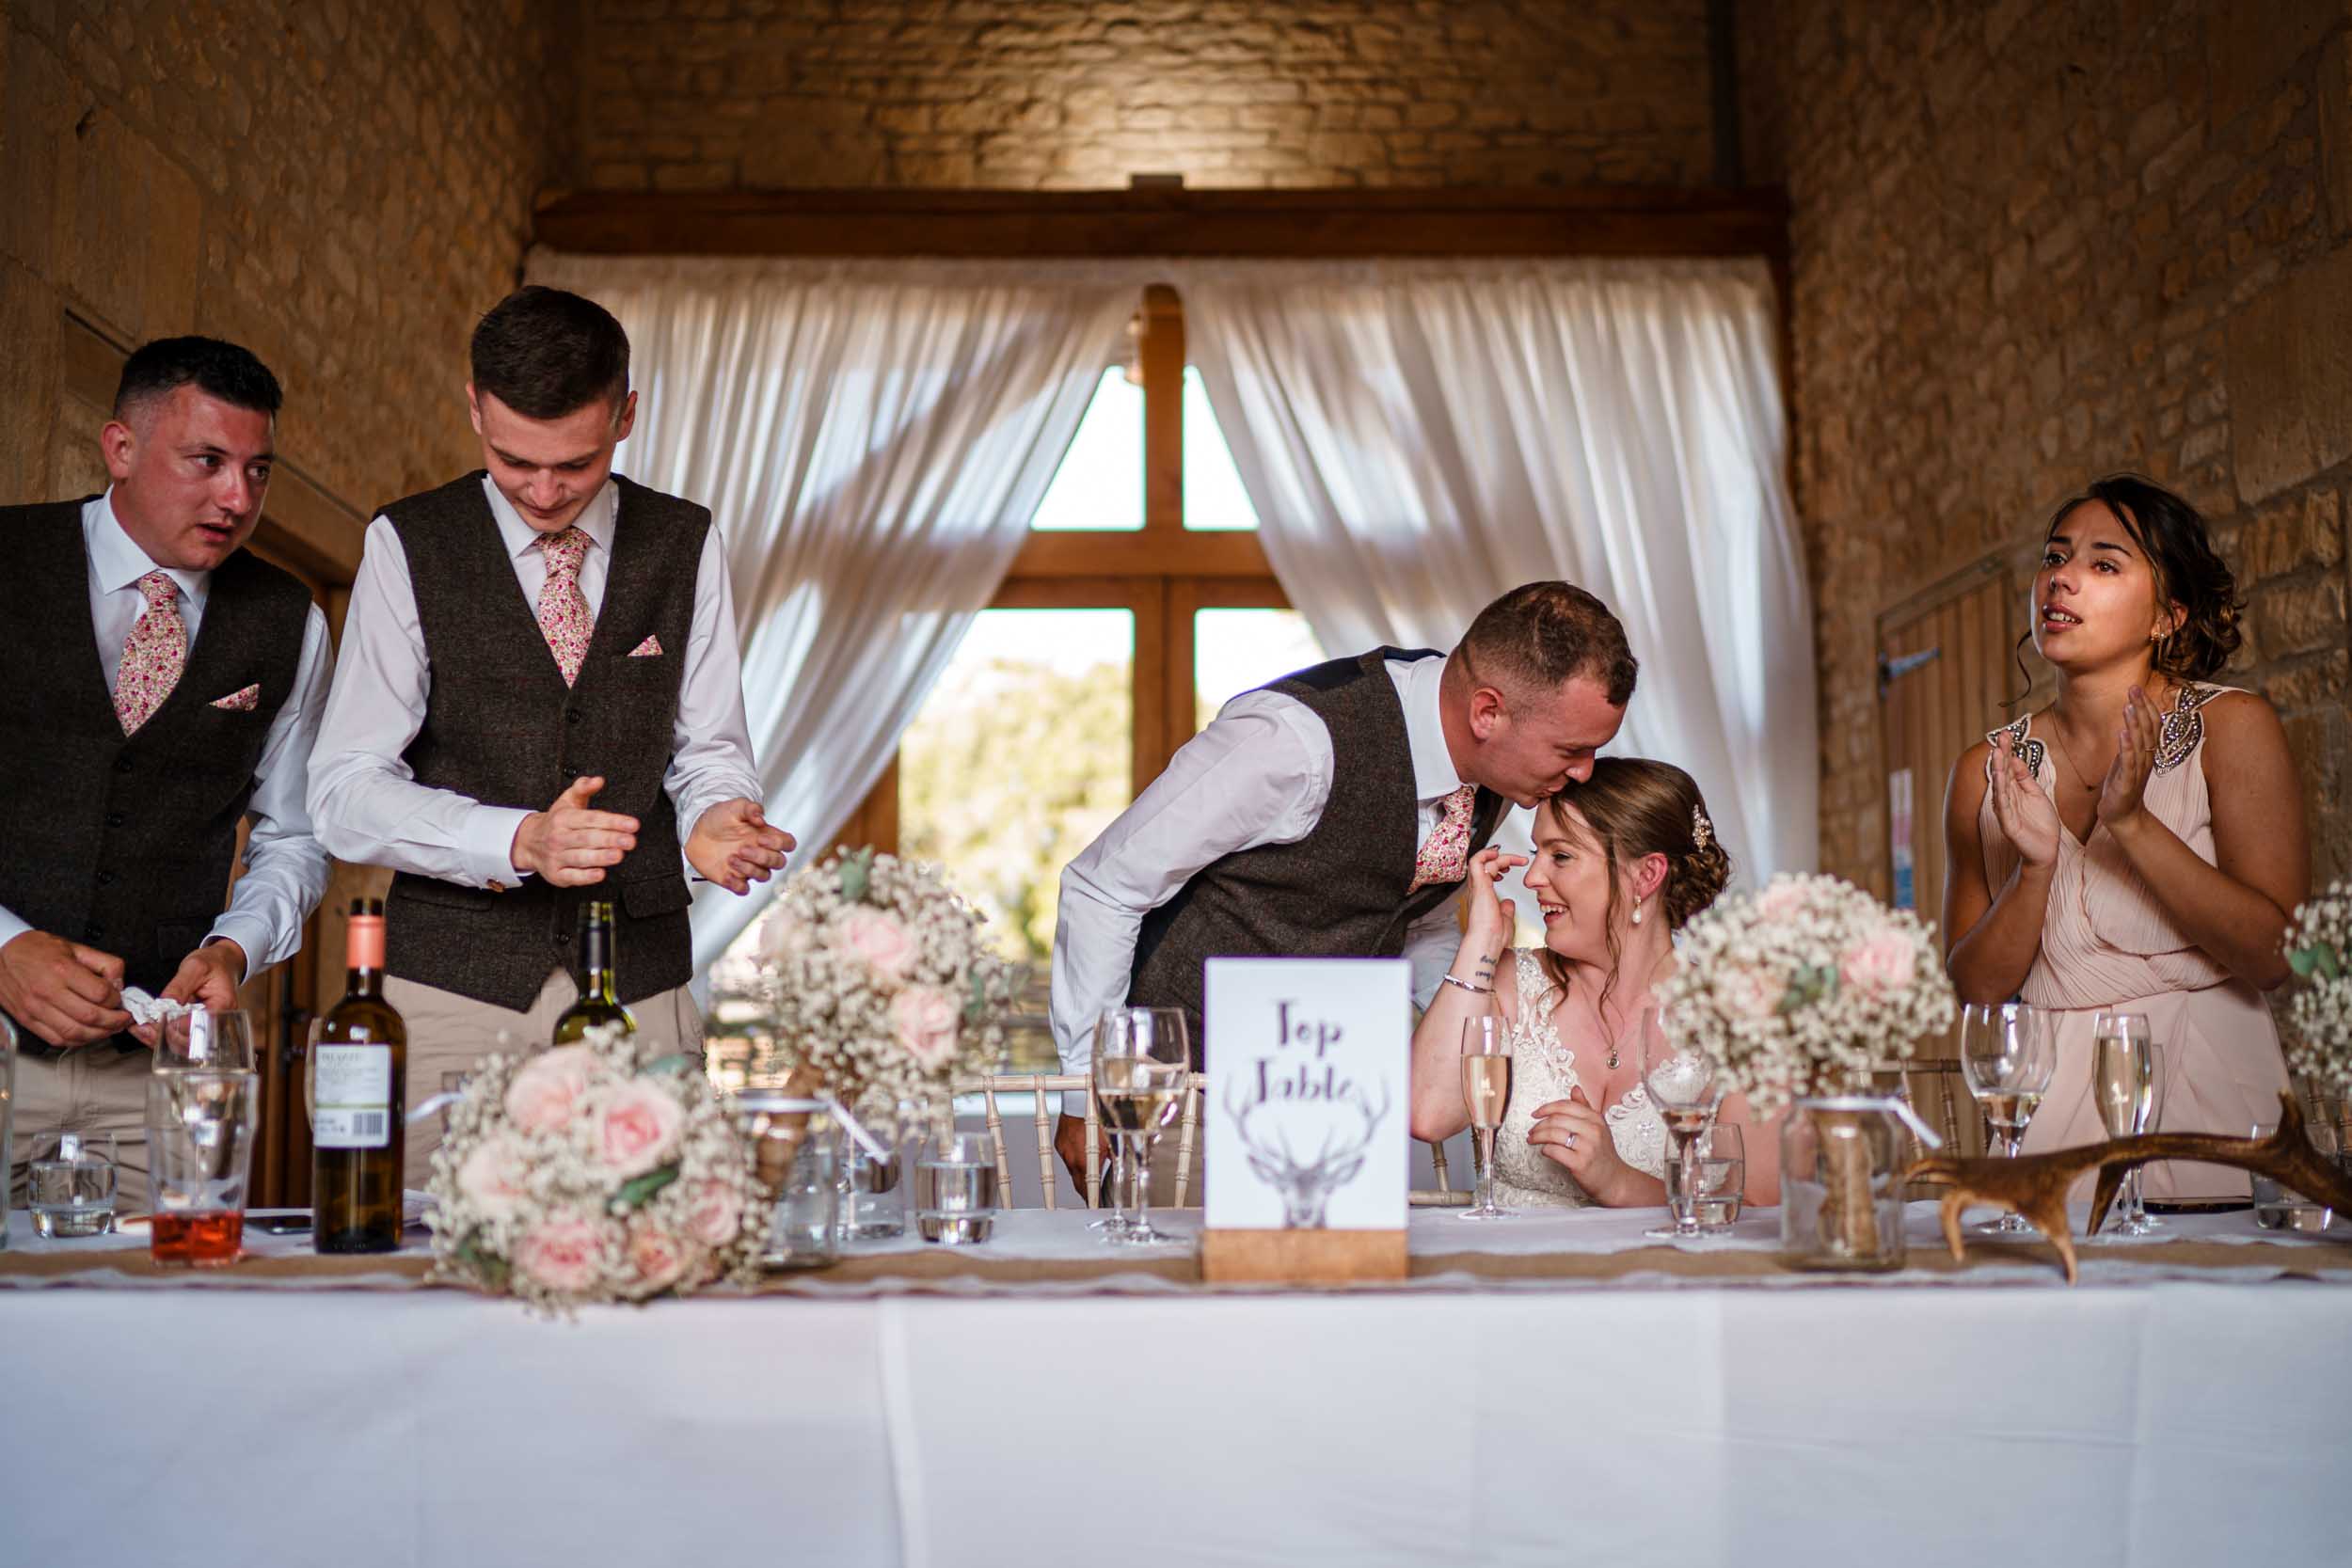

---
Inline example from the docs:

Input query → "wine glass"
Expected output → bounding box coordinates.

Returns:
[2092,1012,2164,1236]
[1092,1007,1190,1246]
[1641,1022,1724,1241]
[154,1007,257,1074]
[1457,1017,1514,1222]
[1958,1001,2056,1235]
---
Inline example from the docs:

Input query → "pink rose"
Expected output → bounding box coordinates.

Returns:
[1715,962,1787,1021]
[626,1223,693,1296]
[588,1080,685,1178]
[504,1045,600,1134]
[515,1214,608,1294]
[838,909,915,982]
[455,1135,530,1220]
[889,985,961,1071]
[684,1180,742,1247]
[1752,879,1809,924]
[1840,929,1918,1001]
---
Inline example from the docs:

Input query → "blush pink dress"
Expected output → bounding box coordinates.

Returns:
[1976,685,2289,1200]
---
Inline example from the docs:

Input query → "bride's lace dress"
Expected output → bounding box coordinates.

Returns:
[1488,949,1668,1208]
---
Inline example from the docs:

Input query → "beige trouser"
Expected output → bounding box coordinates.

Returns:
[8,1046,155,1211]
[386,970,705,1190]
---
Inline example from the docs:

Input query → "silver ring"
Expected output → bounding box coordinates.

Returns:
[1564,1130,1577,1150]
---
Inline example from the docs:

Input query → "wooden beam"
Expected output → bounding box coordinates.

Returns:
[532,186,1788,261]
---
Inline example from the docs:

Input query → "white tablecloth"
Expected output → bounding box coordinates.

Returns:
[5,1209,2350,1567]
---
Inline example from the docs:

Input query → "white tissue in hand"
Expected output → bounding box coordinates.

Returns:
[119,986,195,1027]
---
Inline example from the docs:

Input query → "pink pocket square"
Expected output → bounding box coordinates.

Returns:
[210,684,261,711]
[628,636,664,657]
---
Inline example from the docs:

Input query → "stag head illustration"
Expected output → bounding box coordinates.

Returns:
[1226,1079,1391,1228]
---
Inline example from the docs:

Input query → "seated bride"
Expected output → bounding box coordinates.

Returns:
[1407,758,1778,1210]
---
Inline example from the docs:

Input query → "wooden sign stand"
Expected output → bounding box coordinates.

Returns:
[1200,1227,1407,1285]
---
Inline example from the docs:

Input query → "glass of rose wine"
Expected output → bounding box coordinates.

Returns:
[1458,1017,1515,1221]
[144,1068,259,1267]
[1958,1001,2055,1236]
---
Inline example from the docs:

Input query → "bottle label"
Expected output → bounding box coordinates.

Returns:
[315,1045,393,1149]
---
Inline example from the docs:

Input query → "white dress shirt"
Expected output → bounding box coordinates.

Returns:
[308,474,762,888]
[1049,654,1469,1110]
[0,492,334,976]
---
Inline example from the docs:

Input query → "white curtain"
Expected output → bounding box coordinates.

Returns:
[1173,258,1816,886]
[528,255,1138,972]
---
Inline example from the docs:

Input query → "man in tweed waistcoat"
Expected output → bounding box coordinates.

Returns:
[309,287,790,1185]
[1049,582,1638,1188]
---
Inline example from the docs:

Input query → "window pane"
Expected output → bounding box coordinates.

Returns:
[1029,369,1143,531]
[1196,609,1324,732]
[1183,367,1260,531]
[901,611,1135,989]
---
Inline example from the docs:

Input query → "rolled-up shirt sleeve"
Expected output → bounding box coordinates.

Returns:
[306,517,532,888]
[205,602,335,973]
[1046,691,1334,1116]
[662,521,764,868]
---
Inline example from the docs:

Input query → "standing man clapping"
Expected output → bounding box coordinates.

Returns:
[309,286,792,1185]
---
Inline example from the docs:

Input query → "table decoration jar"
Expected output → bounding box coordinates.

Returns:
[1655,872,1956,1272]
[727,1090,843,1269]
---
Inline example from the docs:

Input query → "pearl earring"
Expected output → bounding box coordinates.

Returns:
[1631,900,1644,927]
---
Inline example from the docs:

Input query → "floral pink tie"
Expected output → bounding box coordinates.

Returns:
[536,528,594,686]
[114,571,187,735]
[1408,784,1479,894]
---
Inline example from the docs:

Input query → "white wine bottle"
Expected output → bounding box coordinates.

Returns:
[312,898,405,1254]
[552,899,636,1045]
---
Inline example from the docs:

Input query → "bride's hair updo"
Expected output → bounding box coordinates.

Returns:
[1537,758,1733,1009]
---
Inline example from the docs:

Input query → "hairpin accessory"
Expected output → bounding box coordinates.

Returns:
[1691,805,1714,850]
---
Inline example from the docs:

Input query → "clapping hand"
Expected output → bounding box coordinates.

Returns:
[511,775,640,887]
[1987,747,2061,868]
[687,798,794,895]
[2096,685,2161,831]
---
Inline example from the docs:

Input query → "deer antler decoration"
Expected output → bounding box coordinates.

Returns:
[1901,1092,2352,1282]
[1226,1079,1391,1229]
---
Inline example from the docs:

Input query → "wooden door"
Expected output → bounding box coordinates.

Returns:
[1875,554,2035,1154]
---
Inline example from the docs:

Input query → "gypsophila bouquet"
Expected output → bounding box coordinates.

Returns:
[2283,880,2352,1101]
[1658,873,1957,1116]
[755,847,1020,1120]
[428,1022,768,1314]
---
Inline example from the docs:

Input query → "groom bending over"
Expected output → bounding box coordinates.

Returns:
[310,286,791,1186]
[1049,581,1637,1186]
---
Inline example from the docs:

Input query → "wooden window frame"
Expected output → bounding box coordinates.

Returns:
[841,283,1290,855]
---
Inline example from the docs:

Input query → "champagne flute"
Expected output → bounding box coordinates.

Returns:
[2092,1012,2162,1236]
[1457,1017,1514,1222]
[1641,1020,1724,1242]
[1092,1007,1189,1246]
[1958,1001,2056,1236]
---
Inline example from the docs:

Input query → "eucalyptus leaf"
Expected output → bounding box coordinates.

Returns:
[616,1164,681,1210]
[2290,945,2323,979]
[839,846,877,904]
[643,1053,693,1076]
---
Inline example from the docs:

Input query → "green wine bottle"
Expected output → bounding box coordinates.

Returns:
[551,899,637,1046]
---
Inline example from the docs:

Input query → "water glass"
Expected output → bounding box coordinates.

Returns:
[2249,1118,2337,1232]
[841,1136,907,1242]
[29,1131,118,1239]
[154,1007,257,1074]
[1,1013,15,1252]
[1664,1122,1744,1234]
[144,1069,259,1267]
[914,1131,1001,1244]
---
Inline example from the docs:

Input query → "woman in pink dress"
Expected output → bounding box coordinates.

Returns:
[1942,475,2309,1200]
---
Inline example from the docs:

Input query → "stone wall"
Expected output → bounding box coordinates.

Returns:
[0,0,570,519]
[571,0,1717,192]
[1754,0,2352,892]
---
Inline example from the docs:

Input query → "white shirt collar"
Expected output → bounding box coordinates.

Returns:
[1396,652,1463,802]
[480,473,617,562]
[85,489,208,612]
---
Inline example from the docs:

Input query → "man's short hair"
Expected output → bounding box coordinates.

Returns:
[469,286,630,420]
[1457,581,1638,708]
[112,337,283,422]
